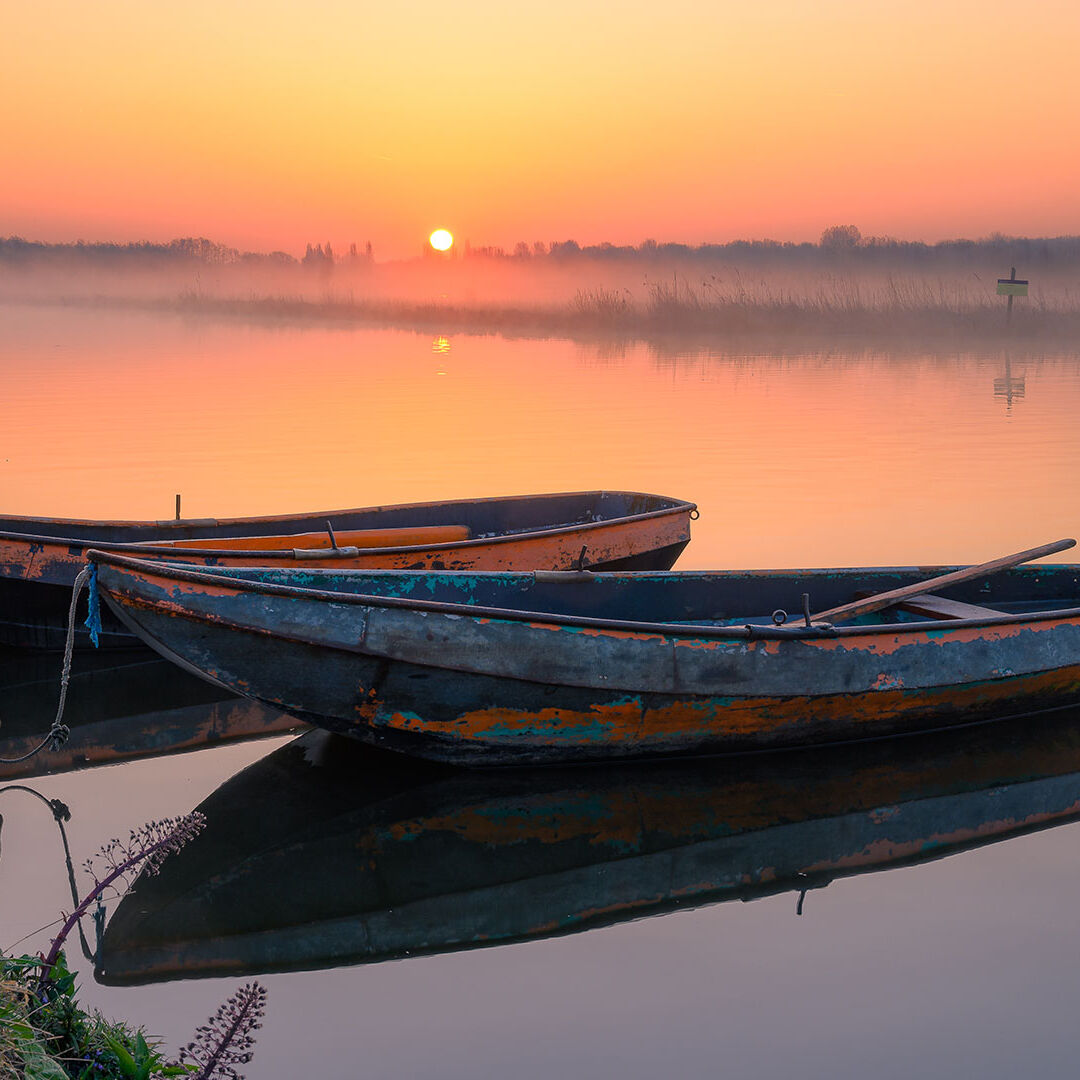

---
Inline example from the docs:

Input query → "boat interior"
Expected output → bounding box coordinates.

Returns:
[154,563,1080,627]
[0,491,687,546]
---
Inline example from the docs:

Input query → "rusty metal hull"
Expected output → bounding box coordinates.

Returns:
[91,554,1080,765]
[97,710,1080,983]
[0,490,693,649]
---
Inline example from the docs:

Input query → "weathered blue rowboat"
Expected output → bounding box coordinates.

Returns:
[97,709,1080,982]
[0,490,693,649]
[88,538,1080,765]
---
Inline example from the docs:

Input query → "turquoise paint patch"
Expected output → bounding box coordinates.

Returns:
[480,718,617,742]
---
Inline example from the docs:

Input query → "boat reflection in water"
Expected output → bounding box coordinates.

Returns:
[0,648,302,781]
[98,705,1080,985]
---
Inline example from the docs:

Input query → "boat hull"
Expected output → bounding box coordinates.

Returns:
[93,557,1080,765]
[0,490,692,649]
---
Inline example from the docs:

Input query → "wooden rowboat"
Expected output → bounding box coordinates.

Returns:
[0,490,694,649]
[97,710,1080,983]
[89,538,1080,765]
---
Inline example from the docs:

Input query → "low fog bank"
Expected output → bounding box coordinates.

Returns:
[4,230,1080,343]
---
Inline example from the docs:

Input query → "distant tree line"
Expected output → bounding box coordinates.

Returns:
[464,227,1080,268]
[0,235,298,266]
[302,241,373,268]
[3,228,1080,269]
[0,235,385,271]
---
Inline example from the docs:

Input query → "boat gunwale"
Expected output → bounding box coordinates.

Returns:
[0,489,695,533]
[0,494,695,558]
[89,550,1080,642]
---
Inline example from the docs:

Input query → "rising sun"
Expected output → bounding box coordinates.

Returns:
[429,228,453,252]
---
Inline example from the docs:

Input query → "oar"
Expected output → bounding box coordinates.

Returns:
[810,538,1076,625]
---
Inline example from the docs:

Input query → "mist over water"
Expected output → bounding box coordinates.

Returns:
[5,234,1080,345]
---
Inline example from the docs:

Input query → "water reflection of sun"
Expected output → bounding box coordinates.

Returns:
[429,229,453,251]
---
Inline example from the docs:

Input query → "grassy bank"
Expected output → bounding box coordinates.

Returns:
[1,952,182,1080]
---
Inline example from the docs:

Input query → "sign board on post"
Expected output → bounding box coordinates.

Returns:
[998,267,1027,326]
[996,279,1029,297]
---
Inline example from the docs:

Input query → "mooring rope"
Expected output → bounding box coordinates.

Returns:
[0,564,98,764]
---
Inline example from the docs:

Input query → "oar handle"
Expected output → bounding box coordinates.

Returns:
[812,537,1077,625]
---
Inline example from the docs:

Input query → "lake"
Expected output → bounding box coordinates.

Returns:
[3,304,1080,1079]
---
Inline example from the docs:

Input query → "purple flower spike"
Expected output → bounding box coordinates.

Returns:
[179,982,269,1080]
[42,812,207,973]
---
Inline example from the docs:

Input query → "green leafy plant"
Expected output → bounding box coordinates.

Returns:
[3,950,193,1079]
[2,811,266,1079]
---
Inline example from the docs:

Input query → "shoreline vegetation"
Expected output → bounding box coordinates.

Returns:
[1,814,265,1079]
[175,279,1080,345]
[8,282,1080,351]
[5,226,1080,347]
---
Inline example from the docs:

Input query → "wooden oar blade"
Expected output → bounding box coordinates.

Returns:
[811,537,1077,625]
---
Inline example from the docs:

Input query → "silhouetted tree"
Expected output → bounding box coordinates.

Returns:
[820,224,862,250]
[549,239,581,258]
[302,243,334,269]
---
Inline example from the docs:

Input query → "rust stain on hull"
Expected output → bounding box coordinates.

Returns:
[365,663,1080,759]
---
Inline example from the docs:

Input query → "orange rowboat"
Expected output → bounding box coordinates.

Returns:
[0,489,695,649]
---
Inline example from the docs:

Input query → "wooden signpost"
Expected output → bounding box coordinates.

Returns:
[997,267,1028,323]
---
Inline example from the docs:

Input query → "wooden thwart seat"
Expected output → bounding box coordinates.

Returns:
[878,592,1001,621]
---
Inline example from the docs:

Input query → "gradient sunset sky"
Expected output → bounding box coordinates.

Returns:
[7,0,1079,258]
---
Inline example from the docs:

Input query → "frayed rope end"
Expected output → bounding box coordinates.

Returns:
[84,562,101,648]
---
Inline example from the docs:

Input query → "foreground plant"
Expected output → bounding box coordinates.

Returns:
[3,951,189,1079]
[178,983,268,1080]
[41,814,207,977]
[1,809,268,1078]
[4,952,267,1079]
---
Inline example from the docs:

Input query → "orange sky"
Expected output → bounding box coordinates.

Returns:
[5,0,1080,258]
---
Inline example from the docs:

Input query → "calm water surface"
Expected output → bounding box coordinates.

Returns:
[3,305,1080,1078]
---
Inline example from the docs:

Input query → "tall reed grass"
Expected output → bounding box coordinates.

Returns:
[165,270,1080,345]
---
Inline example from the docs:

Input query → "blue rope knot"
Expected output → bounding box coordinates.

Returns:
[84,562,102,648]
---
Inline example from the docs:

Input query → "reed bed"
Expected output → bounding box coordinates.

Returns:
[164,271,1080,346]
[10,266,1080,348]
